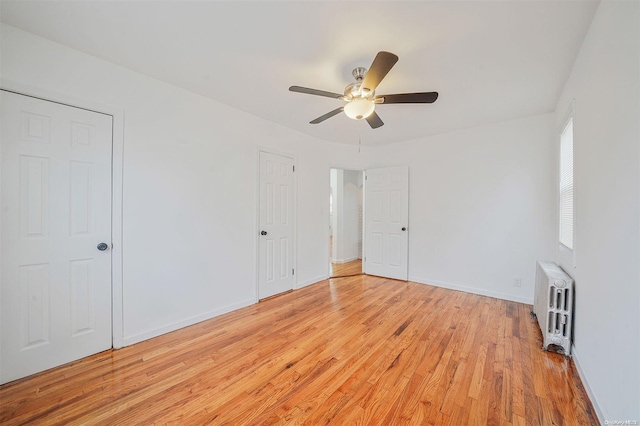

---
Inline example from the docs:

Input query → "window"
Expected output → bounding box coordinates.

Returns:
[559,117,574,250]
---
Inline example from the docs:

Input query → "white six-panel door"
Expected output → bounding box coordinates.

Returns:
[364,166,409,281]
[258,151,295,299]
[1,91,113,384]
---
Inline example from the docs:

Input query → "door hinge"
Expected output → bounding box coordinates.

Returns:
[365,174,367,180]
[293,165,295,172]
[292,268,295,275]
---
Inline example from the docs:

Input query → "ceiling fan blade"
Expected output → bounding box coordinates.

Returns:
[377,92,439,104]
[361,51,399,93]
[366,111,384,129]
[310,107,344,124]
[289,86,343,99]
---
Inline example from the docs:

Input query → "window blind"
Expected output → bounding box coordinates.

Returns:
[559,118,574,249]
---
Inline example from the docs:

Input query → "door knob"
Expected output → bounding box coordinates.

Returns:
[261,231,267,236]
[401,227,407,231]
[97,243,109,251]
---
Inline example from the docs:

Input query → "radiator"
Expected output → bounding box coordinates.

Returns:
[533,261,574,356]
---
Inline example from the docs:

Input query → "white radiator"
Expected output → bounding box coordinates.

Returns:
[533,261,574,356]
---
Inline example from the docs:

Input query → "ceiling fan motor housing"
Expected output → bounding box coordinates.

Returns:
[344,68,375,100]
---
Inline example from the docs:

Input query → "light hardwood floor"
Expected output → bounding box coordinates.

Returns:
[330,258,362,277]
[0,275,598,425]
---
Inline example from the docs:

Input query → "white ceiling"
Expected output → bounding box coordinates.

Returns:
[1,1,599,147]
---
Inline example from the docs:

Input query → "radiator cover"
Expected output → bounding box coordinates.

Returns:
[533,261,574,356]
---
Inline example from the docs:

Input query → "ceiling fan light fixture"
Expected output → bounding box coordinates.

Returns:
[289,51,437,128]
[344,98,375,120]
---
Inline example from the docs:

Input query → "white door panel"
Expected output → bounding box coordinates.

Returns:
[259,152,295,299]
[364,166,409,280]
[1,91,113,384]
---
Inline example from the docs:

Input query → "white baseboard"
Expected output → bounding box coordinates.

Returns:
[571,345,604,425]
[120,297,255,347]
[408,276,533,305]
[332,256,360,264]
[296,274,328,289]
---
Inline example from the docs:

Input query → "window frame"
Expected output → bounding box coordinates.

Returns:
[558,109,575,254]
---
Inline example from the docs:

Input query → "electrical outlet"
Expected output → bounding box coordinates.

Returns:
[513,277,522,287]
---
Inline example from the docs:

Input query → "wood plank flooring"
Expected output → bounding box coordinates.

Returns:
[330,259,362,277]
[0,275,598,425]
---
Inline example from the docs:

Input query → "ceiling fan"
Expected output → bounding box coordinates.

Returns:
[289,51,438,129]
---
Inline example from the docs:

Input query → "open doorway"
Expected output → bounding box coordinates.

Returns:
[329,168,364,278]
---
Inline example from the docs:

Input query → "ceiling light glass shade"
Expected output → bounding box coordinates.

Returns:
[344,99,375,120]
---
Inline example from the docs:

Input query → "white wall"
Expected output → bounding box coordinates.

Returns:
[357,172,364,258]
[330,169,362,263]
[371,114,556,304]
[331,169,361,263]
[329,169,338,261]
[341,170,361,262]
[0,24,358,345]
[554,1,640,421]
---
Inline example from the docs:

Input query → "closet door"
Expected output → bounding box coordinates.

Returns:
[1,91,113,384]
